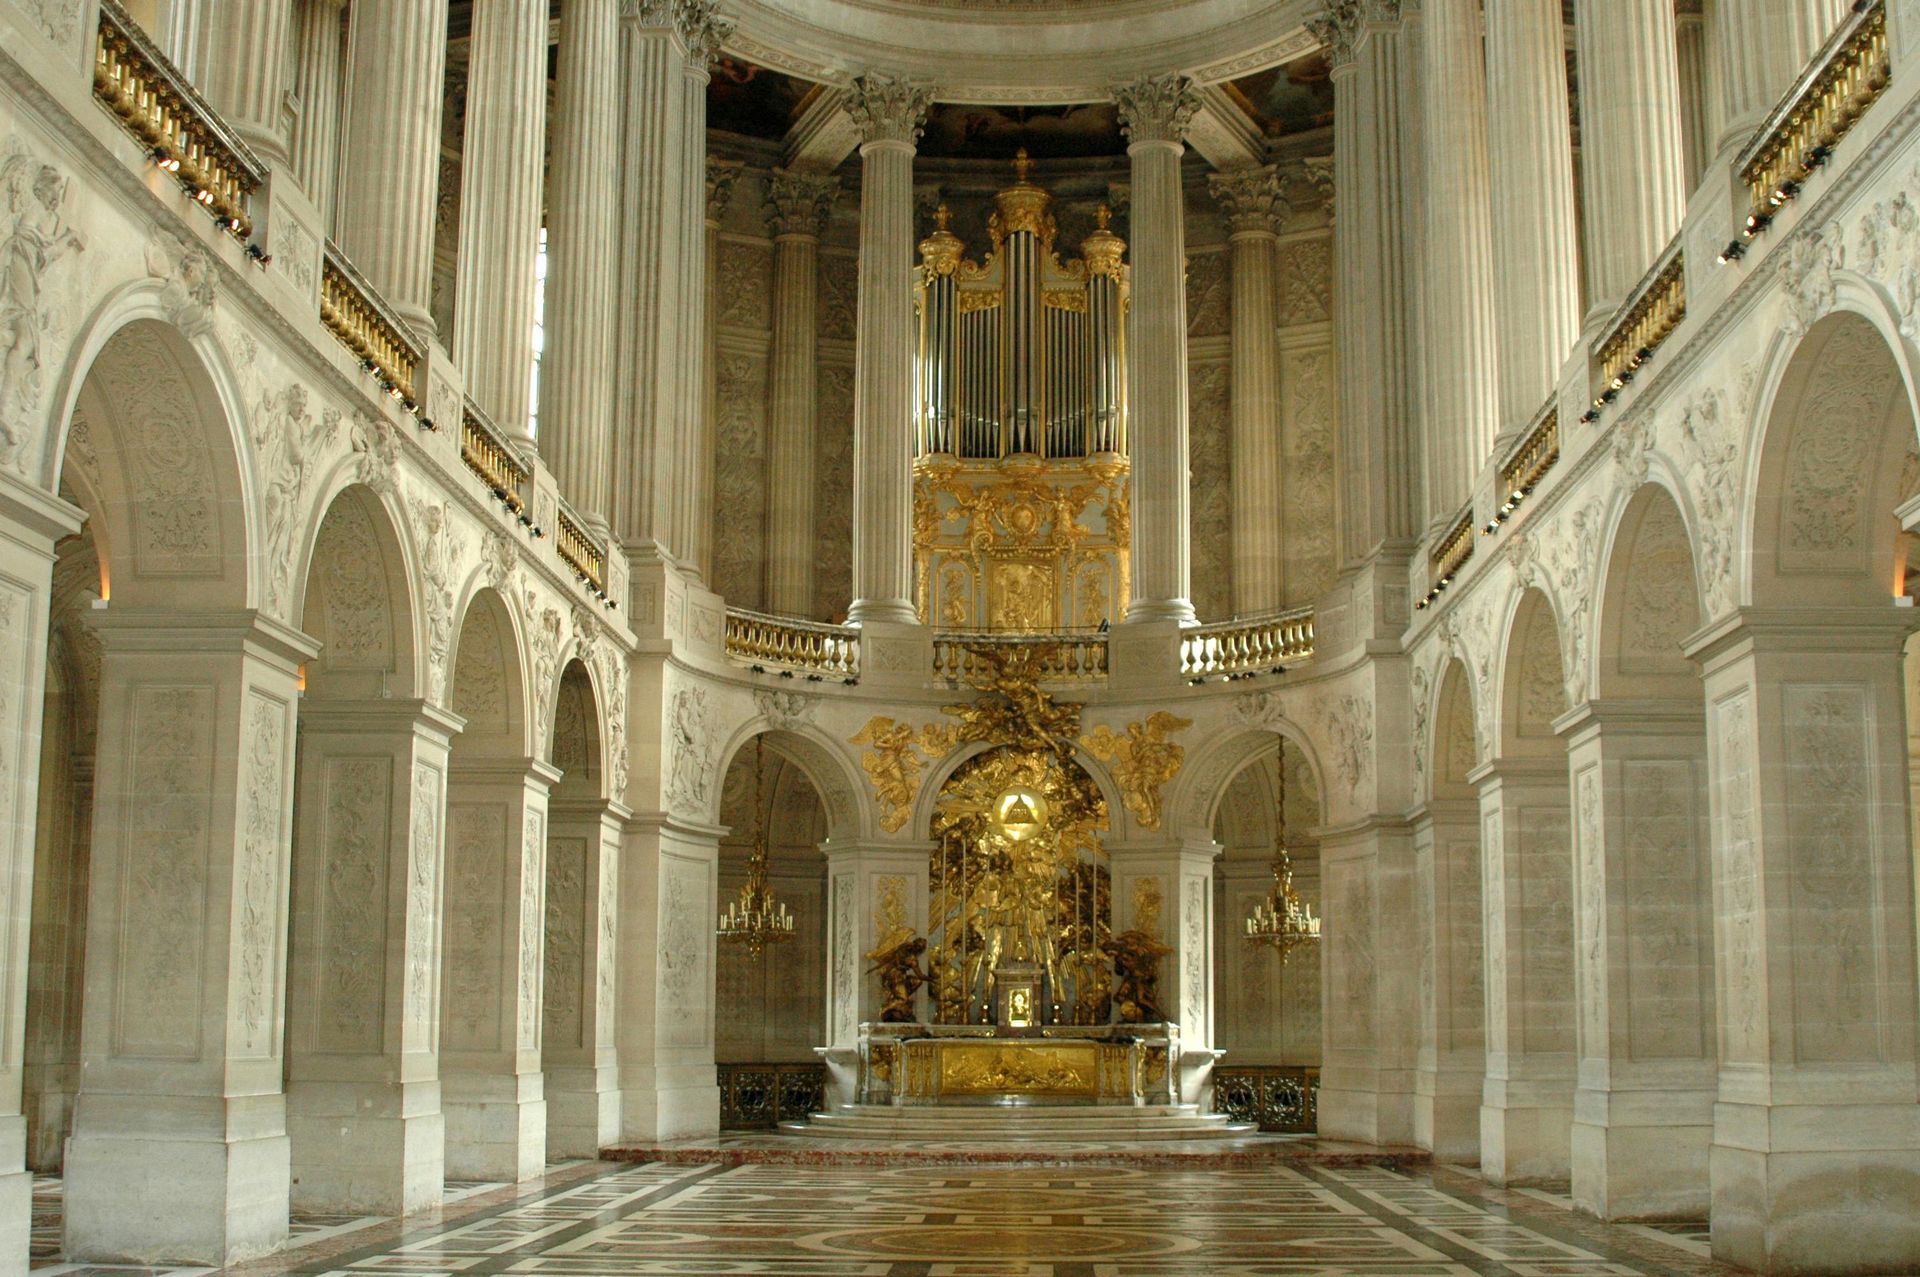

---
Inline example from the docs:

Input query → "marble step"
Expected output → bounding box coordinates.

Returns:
[784,1104,1254,1141]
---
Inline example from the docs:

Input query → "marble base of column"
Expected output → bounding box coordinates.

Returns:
[442,1073,547,1183]
[1572,1067,1713,1219]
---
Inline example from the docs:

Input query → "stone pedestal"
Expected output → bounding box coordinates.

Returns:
[1560,701,1715,1220]
[1411,799,1483,1163]
[1108,837,1218,1102]
[1689,610,1920,1274]
[286,701,459,1215]
[1472,757,1575,1185]
[824,842,931,1049]
[543,799,626,1158]
[65,610,313,1265]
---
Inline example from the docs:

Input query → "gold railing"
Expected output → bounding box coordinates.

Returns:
[555,499,606,594]
[932,632,1109,682]
[1211,1065,1320,1134]
[718,1062,826,1129]
[93,0,263,241]
[1593,246,1686,409]
[1499,403,1560,500]
[725,608,861,678]
[1418,507,1476,611]
[460,398,529,514]
[1736,0,1890,237]
[321,244,423,409]
[1179,608,1315,677]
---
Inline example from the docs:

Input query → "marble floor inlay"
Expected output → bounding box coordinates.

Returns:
[31,1158,1738,1277]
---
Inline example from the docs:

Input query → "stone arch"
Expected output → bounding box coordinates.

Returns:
[1497,587,1569,759]
[911,736,1127,844]
[1429,657,1479,803]
[714,716,870,844]
[297,484,418,701]
[1746,309,1920,609]
[1595,483,1704,702]
[1172,721,1330,844]
[54,316,253,611]
[549,659,605,803]
[449,586,531,758]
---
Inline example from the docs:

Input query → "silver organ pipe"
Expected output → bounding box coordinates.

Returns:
[913,153,1128,463]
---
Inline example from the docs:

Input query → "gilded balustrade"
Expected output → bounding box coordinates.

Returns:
[460,398,530,515]
[1178,609,1315,678]
[321,244,423,409]
[1592,246,1686,412]
[932,632,1109,681]
[724,608,861,678]
[555,500,607,595]
[93,0,263,242]
[1735,0,1890,241]
[1418,507,1476,611]
[1499,405,1559,501]
[1210,1065,1320,1133]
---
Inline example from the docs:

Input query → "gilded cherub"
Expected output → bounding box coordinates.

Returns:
[866,927,929,1023]
[1101,928,1172,1024]
[1081,711,1193,830]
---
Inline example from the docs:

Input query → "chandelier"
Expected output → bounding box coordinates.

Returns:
[716,737,795,957]
[1245,747,1321,959]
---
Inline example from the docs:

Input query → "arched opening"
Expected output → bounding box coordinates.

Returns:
[714,733,829,1128]
[1569,482,1715,1220]
[1210,734,1322,1133]
[1478,586,1576,1187]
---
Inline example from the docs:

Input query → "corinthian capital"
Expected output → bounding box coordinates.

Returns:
[707,158,742,222]
[764,167,840,238]
[847,73,935,146]
[1207,164,1288,235]
[1305,0,1363,69]
[1112,74,1200,145]
[625,0,733,65]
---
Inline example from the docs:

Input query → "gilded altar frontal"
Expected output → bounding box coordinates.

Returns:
[7,0,1919,1272]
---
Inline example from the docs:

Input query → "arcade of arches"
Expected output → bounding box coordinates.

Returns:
[0,0,1916,1273]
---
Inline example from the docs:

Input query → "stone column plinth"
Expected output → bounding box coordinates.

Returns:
[1108,837,1220,1102]
[1573,0,1686,318]
[1114,75,1200,626]
[846,75,932,626]
[64,611,314,1265]
[1688,611,1920,1274]
[451,0,550,444]
[543,800,626,1158]
[764,169,838,617]
[285,700,458,1215]
[543,0,622,524]
[1411,799,1484,1163]
[1559,701,1716,1221]
[287,0,347,223]
[335,0,450,337]
[1471,756,1576,1186]
[1207,165,1286,616]
[441,760,557,1182]
[1484,0,1580,437]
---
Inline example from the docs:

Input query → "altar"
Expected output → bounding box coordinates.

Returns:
[857,1021,1181,1107]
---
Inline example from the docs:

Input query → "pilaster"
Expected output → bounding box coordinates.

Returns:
[764,168,838,617]
[1410,798,1484,1163]
[544,800,627,1157]
[1108,836,1219,1101]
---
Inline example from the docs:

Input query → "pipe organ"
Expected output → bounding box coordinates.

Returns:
[913,153,1132,633]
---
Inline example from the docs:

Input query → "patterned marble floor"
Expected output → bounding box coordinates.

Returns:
[24,1159,1738,1277]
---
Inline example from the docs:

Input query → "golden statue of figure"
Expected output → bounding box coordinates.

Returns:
[1102,928,1172,1024]
[866,927,929,1022]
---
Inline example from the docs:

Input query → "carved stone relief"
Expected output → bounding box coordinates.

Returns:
[1714,693,1762,1064]
[518,809,544,1050]
[1778,319,1901,572]
[0,141,85,477]
[235,691,285,1057]
[409,495,460,703]
[445,804,505,1051]
[319,756,390,1053]
[1282,346,1337,603]
[1188,359,1232,619]
[544,834,588,1049]
[1278,238,1332,325]
[712,352,768,608]
[813,362,856,617]
[1186,248,1229,338]
[660,861,707,1047]
[665,684,714,816]
[406,764,443,1031]
[1318,693,1373,805]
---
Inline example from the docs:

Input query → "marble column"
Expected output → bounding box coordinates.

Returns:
[845,74,933,627]
[1108,838,1219,1101]
[1573,0,1686,318]
[1410,799,1484,1162]
[336,0,451,337]
[1114,75,1200,626]
[440,761,556,1182]
[1689,611,1920,1273]
[1559,702,1715,1221]
[451,0,549,446]
[0,478,84,1277]
[1206,165,1287,616]
[1712,0,1848,153]
[1675,8,1718,190]
[693,161,740,584]
[64,611,313,1265]
[284,701,458,1215]
[612,1,728,558]
[287,0,347,224]
[1418,0,1500,511]
[175,1,294,167]
[543,800,625,1158]
[1484,0,1581,438]
[1471,756,1577,1185]
[1314,3,1418,565]
[543,0,622,524]
[763,168,839,618]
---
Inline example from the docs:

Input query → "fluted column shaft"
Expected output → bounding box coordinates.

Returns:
[337,0,452,337]
[691,160,737,583]
[452,0,549,445]
[1675,9,1717,188]
[1712,0,1847,152]
[1208,166,1286,615]
[1485,0,1580,438]
[673,61,721,581]
[1115,75,1200,626]
[1321,9,1417,564]
[764,169,838,617]
[287,0,347,225]
[543,0,622,523]
[1418,0,1500,513]
[173,0,294,167]
[846,75,932,626]
[1573,0,1686,316]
